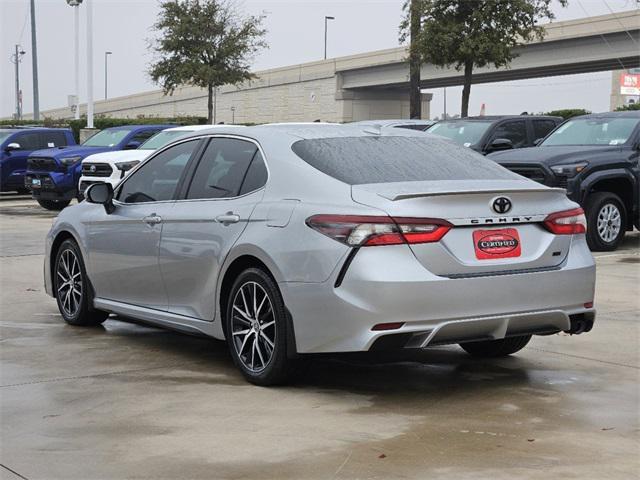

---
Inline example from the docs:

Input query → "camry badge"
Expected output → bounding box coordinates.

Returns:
[492,197,512,214]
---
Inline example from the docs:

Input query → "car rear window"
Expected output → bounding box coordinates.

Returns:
[291,136,517,185]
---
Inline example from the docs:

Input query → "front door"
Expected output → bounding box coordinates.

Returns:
[159,137,268,320]
[86,138,201,310]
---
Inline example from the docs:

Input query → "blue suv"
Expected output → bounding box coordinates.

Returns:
[1,128,76,194]
[25,124,172,210]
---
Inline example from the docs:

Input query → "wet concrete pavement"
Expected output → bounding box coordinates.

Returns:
[1,197,638,479]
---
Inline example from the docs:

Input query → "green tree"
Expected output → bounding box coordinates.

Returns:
[149,0,266,124]
[403,0,565,117]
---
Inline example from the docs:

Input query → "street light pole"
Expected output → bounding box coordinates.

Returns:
[86,0,94,128]
[11,45,26,120]
[30,0,40,120]
[66,0,83,120]
[104,51,112,99]
[324,16,334,60]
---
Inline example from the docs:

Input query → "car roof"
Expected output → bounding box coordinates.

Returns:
[0,127,71,132]
[176,122,428,143]
[105,124,174,131]
[573,111,640,119]
[438,115,561,122]
[352,119,434,126]
[163,124,245,132]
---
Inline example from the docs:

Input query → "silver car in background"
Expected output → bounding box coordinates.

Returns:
[44,124,596,385]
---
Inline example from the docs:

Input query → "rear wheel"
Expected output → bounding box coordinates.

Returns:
[225,268,298,386]
[585,192,626,251]
[54,239,109,326]
[460,335,531,358]
[38,199,71,211]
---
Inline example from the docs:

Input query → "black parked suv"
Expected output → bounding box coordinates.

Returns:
[489,112,640,251]
[426,115,563,154]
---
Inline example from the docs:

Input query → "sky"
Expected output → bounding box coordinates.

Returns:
[1,0,638,120]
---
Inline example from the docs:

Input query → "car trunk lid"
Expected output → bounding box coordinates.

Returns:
[352,179,574,277]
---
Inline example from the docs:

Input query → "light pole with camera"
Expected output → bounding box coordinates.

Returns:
[66,0,83,120]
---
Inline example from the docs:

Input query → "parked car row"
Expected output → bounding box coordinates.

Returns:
[24,124,173,210]
[2,111,637,251]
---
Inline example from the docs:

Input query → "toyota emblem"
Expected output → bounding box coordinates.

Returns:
[89,165,96,173]
[492,197,512,214]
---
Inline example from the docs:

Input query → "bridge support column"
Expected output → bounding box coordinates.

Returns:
[336,88,432,123]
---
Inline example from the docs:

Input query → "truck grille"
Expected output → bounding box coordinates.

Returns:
[27,157,60,172]
[82,162,113,177]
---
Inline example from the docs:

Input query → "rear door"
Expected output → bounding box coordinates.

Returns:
[532,118,559,144]
[159,136,267,320]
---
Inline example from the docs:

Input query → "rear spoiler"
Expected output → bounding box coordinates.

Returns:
[383,187,565,201]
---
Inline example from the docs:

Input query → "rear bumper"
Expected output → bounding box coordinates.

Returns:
[280,235,595,354]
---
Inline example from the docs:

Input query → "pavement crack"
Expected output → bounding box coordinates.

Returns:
[0,463,30,480]
[529,347,639,369]
[0,364,191,388]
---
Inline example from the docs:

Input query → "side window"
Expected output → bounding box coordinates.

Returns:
[130,130,158,144]
[239,151,268,195]
[186,138,258,200]
[492,121,527,148]
[533,120,558,141]
[116,139,199,204]
[40,131,68,148]
[14,132,40,150]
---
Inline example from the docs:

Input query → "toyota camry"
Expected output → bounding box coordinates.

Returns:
[44,124,596,385]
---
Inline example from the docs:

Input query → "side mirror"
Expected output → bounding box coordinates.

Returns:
[86,182,115,214]
[487,138,513,153]
[124,141,141,150]
[533,138,544,146]
[4,142,21,152]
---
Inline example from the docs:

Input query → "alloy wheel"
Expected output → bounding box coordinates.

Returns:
[596,203,621,243]
[57,249,83,318]
[230,281,276,373]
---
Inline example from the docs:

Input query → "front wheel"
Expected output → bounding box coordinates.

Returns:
[54,239,109,326]
[460,335,532,358]
[585,192,626,251]
[38,199,71,211]
[225,268,298,386]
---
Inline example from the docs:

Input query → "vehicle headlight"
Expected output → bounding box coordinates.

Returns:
[60,155,82,166]
[550,162,588,178]
[115,160,140,172]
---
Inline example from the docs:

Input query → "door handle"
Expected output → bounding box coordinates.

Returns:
[216,212,240,224]
[143,214,162,225]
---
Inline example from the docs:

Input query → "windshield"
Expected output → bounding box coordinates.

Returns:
[542,117,639,146]
[139,130,193,150]
[292,136,516,185]
[427,121,493,146]
[82,129,130,147]
[0,131,15,144]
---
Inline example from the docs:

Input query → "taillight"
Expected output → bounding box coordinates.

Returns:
[544,208,587,235]
[306,215,452,246]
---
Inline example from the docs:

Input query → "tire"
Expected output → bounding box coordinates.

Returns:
[54,239,109,326]
[585,192,626,251]
[460,335,531,358]
[38,199,71,211]
[225,267,299,386]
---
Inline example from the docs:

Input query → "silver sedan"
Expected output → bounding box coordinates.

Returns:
[44,124,596,385]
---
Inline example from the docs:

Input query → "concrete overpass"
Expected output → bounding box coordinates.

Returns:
[28,10,640,123]
[337,10,640,92]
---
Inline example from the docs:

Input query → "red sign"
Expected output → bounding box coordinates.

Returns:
[473,228,522,260]
[620,73,640,95]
